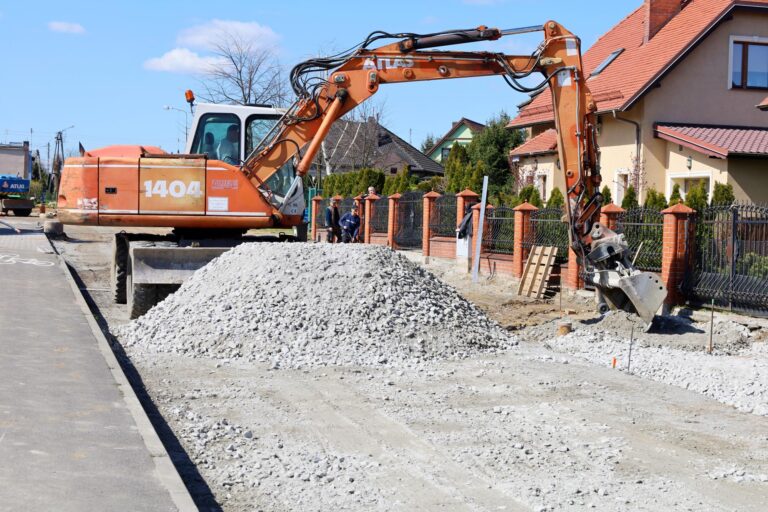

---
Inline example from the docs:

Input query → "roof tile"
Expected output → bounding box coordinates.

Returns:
[655,123,768,158]
[509,129,558,157]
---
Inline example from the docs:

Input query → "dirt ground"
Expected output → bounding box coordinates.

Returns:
[49,224,768,511]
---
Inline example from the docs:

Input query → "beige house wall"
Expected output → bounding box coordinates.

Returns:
[640,9,768,129]
[728,159,768,203]
[513,153,561,203]
[665,142,729,199]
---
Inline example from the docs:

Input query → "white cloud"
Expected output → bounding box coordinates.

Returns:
[176,19,279,50]
[143,48,224,74]
[48,21,85,34]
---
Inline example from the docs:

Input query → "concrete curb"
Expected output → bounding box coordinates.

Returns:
[52,241,198,512]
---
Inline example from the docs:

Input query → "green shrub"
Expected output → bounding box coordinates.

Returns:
[546,187,565,209]
[600,185,612,205]
[711,182,735,206]
[518,184,543,208]
[685,181,708,213]
[621,185,639,209]
[669,183,682,205]
[643,188,667,210]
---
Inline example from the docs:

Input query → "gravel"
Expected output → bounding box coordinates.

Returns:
[521,312,768,416]
[117,243,515,368]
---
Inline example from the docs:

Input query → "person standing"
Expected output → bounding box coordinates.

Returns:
[339,206,362,243]
[325,198,341,243]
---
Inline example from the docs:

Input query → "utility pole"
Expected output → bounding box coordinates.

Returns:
[49,125,74,203]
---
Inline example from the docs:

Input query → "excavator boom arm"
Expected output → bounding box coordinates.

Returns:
[241,20,664,325]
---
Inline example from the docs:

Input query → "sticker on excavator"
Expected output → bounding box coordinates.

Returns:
[139,159,206,215]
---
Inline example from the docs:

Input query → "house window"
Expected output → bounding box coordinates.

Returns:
[732,41,768,89]
[614,170,630,205]
[390,167,398,174]
[590,48,624,78]
[440,147,452,161]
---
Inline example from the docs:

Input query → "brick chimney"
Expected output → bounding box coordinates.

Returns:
[645,0,683,42]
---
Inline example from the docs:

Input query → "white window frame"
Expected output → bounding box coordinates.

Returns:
[728,35,768,90]
[666,171,714,200]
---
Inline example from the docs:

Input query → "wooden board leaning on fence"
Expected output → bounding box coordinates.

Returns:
[518,246,558,299]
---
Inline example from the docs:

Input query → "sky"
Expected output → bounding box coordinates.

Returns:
[0,0,635,165]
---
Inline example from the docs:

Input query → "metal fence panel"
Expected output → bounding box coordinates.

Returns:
[394,191,423,249]
[687,204,768,315]
[482,206,515,254]
[523,207,569,262]
[370,197,389,234]
[616,208,663,272]
[314,198,330,229]
[429,195,457,238]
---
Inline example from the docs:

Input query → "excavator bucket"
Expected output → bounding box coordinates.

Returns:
[617,272,667,328]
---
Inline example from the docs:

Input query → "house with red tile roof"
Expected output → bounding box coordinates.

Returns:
[510,0,768,204]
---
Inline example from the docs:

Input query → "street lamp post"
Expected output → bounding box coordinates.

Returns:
[163,105,189,153]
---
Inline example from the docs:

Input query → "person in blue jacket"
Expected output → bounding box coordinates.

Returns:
[339,205,361,243]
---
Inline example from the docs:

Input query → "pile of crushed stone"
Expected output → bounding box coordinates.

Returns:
[117,243,515,368]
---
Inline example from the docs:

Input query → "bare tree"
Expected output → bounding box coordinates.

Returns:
[200,33,289,107]
[317,99,387,176]
[629,153,648,193]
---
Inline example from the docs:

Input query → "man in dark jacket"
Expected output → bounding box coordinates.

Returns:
[325,198,341,243]
[339,206,361,243]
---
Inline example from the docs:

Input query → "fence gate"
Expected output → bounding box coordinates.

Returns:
[687,204,768,315]
[394,191,423,249]
[616,208,663,272]
[429,195,457,238]
[369,196,389,234]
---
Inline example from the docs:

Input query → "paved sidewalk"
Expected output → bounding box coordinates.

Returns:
[0,222,184,511]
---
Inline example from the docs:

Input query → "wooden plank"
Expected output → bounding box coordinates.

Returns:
[534,247,558,299]
[524,246,547,297]
[517,246,537,295]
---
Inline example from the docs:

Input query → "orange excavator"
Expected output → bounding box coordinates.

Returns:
[58,21,666,323]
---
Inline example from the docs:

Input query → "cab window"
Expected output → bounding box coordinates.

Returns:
[245,114,281,157]
[190,113,240,161]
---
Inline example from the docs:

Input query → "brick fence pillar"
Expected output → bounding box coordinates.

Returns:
[422,191,441,258]
[566,246,584,290]
[363,194,379,244]
[456,189,480,228]
[661,202,696,305]
[387,193,401,248]
[600,203,625,231]
[310,195,323,242]
[512,202,538,278]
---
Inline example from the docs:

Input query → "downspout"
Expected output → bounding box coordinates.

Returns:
[612,109,642,195]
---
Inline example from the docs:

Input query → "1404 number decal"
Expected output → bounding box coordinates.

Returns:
[144,180,203,198]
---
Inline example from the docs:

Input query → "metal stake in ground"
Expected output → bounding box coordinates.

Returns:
[708,298,715,354]
[471,176,489,283]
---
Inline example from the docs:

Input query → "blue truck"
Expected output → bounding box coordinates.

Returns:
[0,175,33,216]
[0,142,35,217]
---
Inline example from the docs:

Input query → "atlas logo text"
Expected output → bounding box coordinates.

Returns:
[362,58,414,71]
